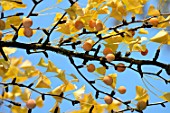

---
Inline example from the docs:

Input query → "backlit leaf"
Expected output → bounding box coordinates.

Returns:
[35,74,51,88]
[1,1,26,10]
[11,106,27,113]
[135,86,149,102]
[73,85,85,100]
[96,66,106,75]
[20,88,31,102]
[147,5,160,16]
[5,16,22,29]
[109,74,117,89]
[160,92,170,102]
[150,30,169,44]
[49,102,60,113]
[36,96,44,108]
[50,84,66,102]
[0,19,5,30]
[37,58,48,67]
[3,66,19,81]
[138,28,148,34]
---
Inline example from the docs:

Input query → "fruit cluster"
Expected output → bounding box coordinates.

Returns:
[22,18,33,37]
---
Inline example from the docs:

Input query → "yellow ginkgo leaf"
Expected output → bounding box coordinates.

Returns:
[2,34,14,41]
[110,8,123,21]
[0,58,10,69]
[11,106,27,113]
[65,82,77,92]
[73,85,85,100]
[108,74,117,89]
[20,88,31,102]
[36,96,44,108]
[20,60,32,68]
[57,23,71,34]
[5,16,22,29]
[37,58,48,67]
[0,19,6,30]
[96,66,106,75]
[98,6,110,14]
[3,66,19,81]
[122,0,143,14]
[150,30,169,44]
[69,74,79,82]
[50,84,66,102]
[46,60,59,73]
[147,5,160,16]
[49,102,60,113]
[35,75,51,88]
[12,85,22,97]
[2,47,17,55]
[160,92,170,102]
[57,70,67,83]
[106,99,121,112]
[138,28,148,34]
[1,1,26,11]
[135,86,149,102]
[18,28,36,36]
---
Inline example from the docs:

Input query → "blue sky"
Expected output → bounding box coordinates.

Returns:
[1,0,170,113]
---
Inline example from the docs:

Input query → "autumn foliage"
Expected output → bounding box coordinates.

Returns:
[0,0,170,113]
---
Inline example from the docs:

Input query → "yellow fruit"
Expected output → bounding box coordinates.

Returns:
[75,20,84,30]
[95,20,103,31]
[103,76,113,85]
[149,18,159,26]
[118,86,126,94]
[89,20,96,28]
[105,54,115,62]
[87,64,95,72]
[103,47,113,56]
[23,28,33,37]
[104,95,113,104]
[82,40,93,51]
[23,18,33,28]
[26,99,36,109]
[116,63,126,72]
[136,101,147,111]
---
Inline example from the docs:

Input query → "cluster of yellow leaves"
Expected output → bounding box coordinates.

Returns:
[1,0,26,11]
[135,86,149,102]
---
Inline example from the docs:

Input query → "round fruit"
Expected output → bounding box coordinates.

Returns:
[87,64,95,72]
[23,28,33,37]
[141,49,148,56]
[116,63,126,72]
[75,20,84,30]
[23,18,33,28]
[105,54,115,62]
[103,47,113,56]
[82,40,93,51]
[103,76,113,85]
[149,18,159,26]
[104,95,113,104]
[0,31,3,40]
[118,86,126,94]
[26,99,36,109]
[95,21,103,31]
[136,100,147,111]
[89,19,96,28]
